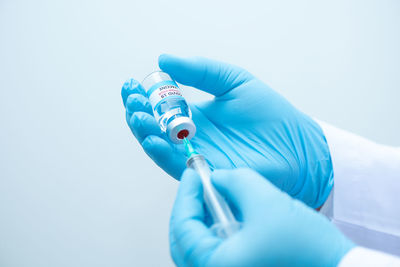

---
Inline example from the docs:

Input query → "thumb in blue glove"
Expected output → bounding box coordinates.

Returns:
[170,168,354,267]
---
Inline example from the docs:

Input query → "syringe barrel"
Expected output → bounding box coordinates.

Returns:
[186,154,240,238]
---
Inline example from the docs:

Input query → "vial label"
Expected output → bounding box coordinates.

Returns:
[147,80,185,112]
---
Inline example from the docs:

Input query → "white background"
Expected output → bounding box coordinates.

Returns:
[0,0,399,266]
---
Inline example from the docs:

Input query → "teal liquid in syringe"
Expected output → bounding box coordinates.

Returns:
[182,138,241,238]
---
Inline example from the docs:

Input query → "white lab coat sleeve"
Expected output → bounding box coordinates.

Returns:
[317,120,400,256]
[339,247,400,267]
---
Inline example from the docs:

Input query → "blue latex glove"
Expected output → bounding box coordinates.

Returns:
[121,55,333,208]
[170,168,354,267]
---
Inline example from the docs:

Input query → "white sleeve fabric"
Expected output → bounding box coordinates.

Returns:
[317,121,400,257]
[339,247,400,267]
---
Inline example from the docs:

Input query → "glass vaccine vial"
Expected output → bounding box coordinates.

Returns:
[142,71,196,144]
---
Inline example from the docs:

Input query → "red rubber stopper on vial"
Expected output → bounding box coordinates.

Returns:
[177,129,189,140]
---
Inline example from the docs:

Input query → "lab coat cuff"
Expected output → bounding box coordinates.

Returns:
[315,119,400,256]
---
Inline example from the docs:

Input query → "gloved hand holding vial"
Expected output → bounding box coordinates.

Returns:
[121,54,333,209]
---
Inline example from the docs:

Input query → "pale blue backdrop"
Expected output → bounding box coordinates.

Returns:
[0,0,399,266]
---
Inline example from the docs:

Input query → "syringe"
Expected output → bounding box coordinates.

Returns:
[183,138,241,238]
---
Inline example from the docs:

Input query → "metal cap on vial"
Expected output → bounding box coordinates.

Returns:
[166,117,196,144]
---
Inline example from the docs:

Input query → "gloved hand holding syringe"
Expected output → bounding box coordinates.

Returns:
[141,71,241,238]
[183,137,241,238]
